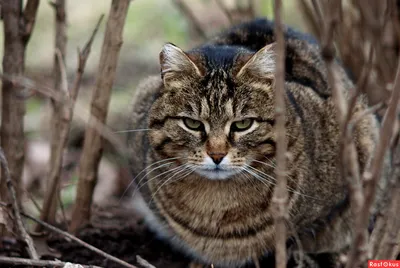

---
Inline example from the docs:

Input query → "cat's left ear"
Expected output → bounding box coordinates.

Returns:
[234,43,276,81]
[159,43,204,86]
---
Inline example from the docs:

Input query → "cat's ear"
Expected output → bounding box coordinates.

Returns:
[159,43,204,86]
[234,43,276,81]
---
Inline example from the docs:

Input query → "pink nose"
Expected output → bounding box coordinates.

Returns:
[207,152,227,165]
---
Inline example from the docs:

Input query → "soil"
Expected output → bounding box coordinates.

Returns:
[1,224,336,268]
[0,205,349,268]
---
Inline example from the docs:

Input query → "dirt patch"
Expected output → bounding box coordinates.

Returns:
[48,226,190,268]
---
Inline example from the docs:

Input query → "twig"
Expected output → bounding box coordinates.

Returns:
[69,0,131,234]
[0,256,102,268]
[346,53,400,268]
[0,149,39,259]
[370,138,400,259]
[271,1,288,268]
[38,0,68,228]
[20,211,138,268]
[0,72,129,158]
[58,191,68,228]
[21,0,40,45]
[73,14,105,102]
[375,174,400,259]
[172,0,207,39]
[297,0,320,38]
[37,13,103,232]
[136,255,156,268]
[215,0,233,23]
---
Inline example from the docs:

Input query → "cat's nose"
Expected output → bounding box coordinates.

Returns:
[208,152,227,165]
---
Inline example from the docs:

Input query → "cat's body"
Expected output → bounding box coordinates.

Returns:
[128,19,380,267]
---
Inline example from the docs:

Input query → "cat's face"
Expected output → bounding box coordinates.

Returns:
[149,43,277,180]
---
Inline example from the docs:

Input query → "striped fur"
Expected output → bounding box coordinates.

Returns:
[128,19,381,267]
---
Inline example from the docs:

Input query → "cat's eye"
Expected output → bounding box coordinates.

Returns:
[183,118,203,131]
[231,119,254,132]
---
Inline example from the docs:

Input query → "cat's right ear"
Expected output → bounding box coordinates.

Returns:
[159,43,204,87]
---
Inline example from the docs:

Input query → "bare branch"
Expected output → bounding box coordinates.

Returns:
[34,0,68,231]
[346,54,400,268]
[38,11,103,233]
[73,14,105,102]
[172,0,207,39]
[271,1,288,268]
[21,0,40,45]
[0,149,39,259]
[69,0,131,234]
[0,72,128,157]
[136,255,156,268]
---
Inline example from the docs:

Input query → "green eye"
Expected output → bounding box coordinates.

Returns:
[231,119,254,131]
[183,118,203,131]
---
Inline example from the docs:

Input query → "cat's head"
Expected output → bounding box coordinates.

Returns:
[149,43,277,180]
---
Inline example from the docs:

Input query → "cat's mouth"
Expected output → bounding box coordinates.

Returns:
[195,166,240,180]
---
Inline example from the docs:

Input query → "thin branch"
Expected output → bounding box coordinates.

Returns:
[40,0,68,227]
[69,0,131,234]
[136,256,156,268]
[215,0,233,23]
[346,53,400,268]
[73,14,105,102]
[297,0,320,38]
[375,171,400,259]
[0,73,128,157]
[21,0,40,45]
[271,1,288,268]
[0,149,39,259]
[20,211,138,268]
[370,137,400,259]
[0,256,102,268]
[172,0,207,39]
[37,14,103,232]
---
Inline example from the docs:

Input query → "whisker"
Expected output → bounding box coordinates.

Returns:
[114,128,153,134]
[148,165,196,206]
[120,157,182,201]
[133,164,186,197]
[243,165,275,189]
[249,159,308,195]
[250,159,276,170]
[244,164,324,202]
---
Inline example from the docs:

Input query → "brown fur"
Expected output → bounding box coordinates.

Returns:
[128,19,381,267]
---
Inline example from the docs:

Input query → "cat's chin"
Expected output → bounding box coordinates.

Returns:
[195,168,239,180]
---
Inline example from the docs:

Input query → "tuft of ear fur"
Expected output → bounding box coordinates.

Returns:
[235,43,276,80]
[159,43,203,85]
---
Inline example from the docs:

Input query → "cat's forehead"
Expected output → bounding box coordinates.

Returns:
[190,45,251,72]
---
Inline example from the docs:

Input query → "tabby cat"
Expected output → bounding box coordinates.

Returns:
[128,19,380,267]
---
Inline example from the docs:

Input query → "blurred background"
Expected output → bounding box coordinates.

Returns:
[0,0,308,219]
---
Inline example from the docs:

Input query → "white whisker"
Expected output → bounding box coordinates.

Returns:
[114,128,153,133]
[119,157,181,201]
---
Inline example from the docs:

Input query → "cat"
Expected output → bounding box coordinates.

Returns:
[127,18,381,267]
